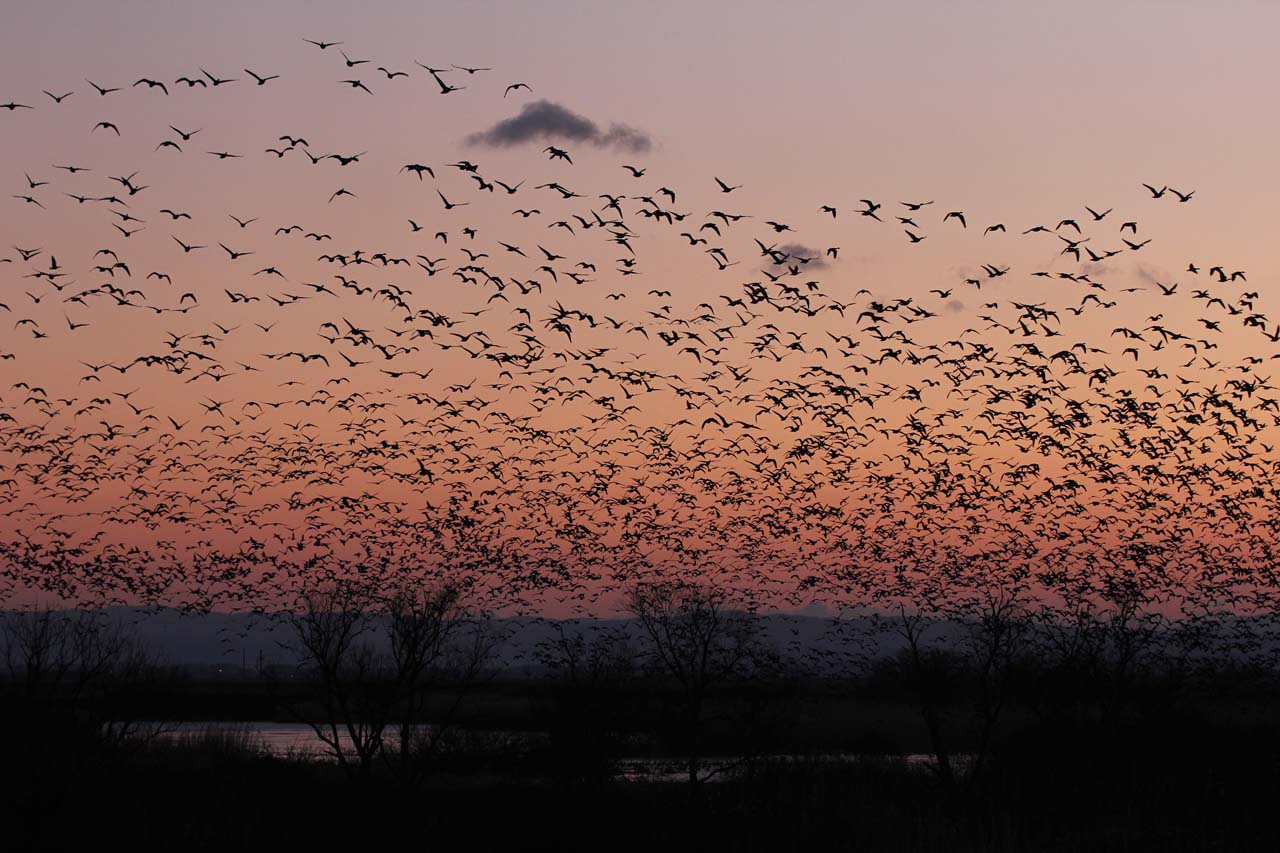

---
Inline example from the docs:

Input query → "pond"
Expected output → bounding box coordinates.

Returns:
[151,721,953,782]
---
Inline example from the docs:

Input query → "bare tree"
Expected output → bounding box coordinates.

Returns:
[277,578,496,788]
[2,606,160,741]
[278,580,389,784]
[1027,561,1170,728]
[958,586,1029,780]
[626,580,767,787]
[383,580,496,786]
[1,607,163,842]
[888,604,959,784]
[535,620,635,783]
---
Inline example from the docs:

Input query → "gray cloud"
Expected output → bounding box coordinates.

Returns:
[768,243,829,270]
[1131,262,1167,286]
[466,100,652,153]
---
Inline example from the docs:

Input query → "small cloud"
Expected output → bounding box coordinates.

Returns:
[768,243,829,270]
[466,100,652,153]
[1131,263,1166,286]
[598,124,651,152]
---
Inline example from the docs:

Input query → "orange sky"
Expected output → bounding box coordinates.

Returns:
[2,1,1279,618]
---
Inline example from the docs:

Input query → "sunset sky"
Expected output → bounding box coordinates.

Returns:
[2,1,1278,617]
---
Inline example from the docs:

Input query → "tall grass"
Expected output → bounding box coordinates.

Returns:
[151,723,268,761]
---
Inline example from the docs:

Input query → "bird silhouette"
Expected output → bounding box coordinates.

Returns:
[0,27,1272,672]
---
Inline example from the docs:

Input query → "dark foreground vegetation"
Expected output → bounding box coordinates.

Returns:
[1,694,1276,852]
[3,586,1279,852]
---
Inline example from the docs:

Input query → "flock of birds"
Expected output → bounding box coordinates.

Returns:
[1,39,1277,634]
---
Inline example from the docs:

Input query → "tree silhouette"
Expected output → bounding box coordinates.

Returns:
[1,607,163,842]
[277,577,495,787]
[626,579,768,786]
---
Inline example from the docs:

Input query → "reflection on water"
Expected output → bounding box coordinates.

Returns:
[614,752,947,783]
[154,722,952,782]
[158,721,435,759]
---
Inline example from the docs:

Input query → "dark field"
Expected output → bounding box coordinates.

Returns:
[4,665,1279,852]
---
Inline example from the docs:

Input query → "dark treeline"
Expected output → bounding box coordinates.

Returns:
[2,580,1279,851]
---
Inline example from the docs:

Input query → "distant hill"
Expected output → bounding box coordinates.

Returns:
[11,607,1260,674]
[1,606,926,672]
